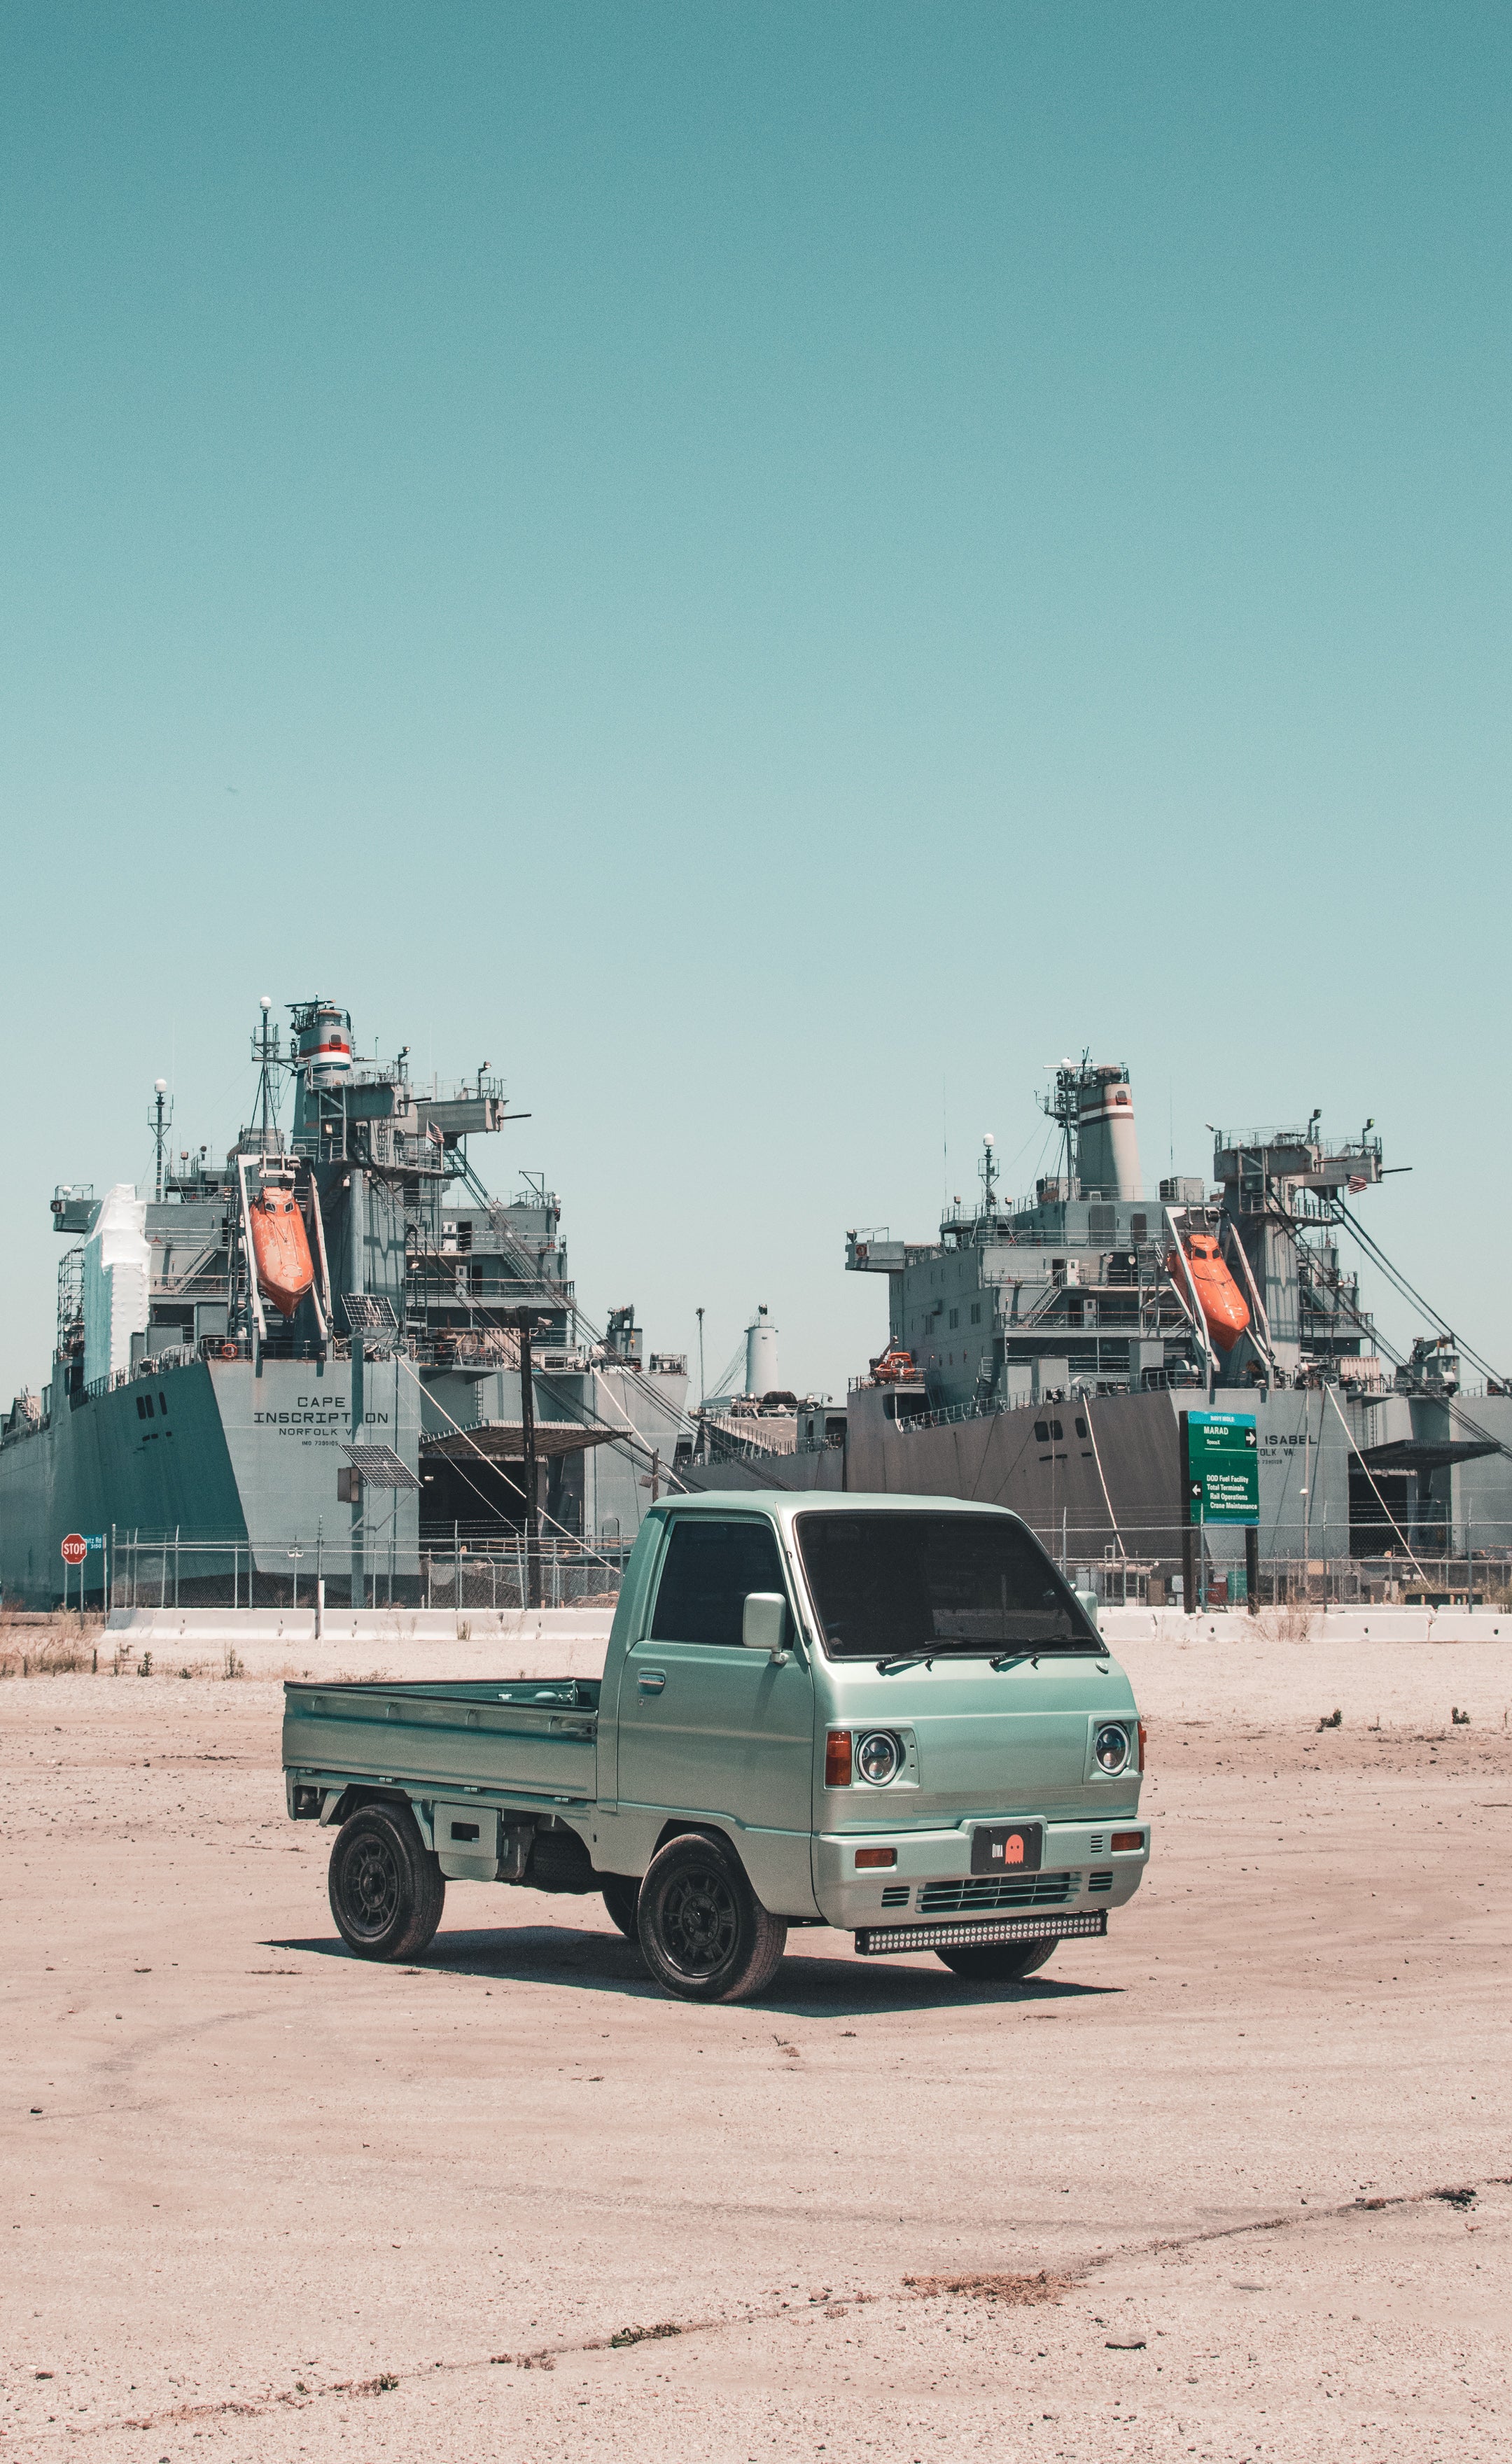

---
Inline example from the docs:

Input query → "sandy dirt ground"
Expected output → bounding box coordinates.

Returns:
[2,1626,1509,2463]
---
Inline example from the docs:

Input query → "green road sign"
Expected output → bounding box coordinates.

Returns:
[1182,1410,1259,1525]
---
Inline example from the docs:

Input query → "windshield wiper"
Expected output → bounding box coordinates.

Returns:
[876,1653,933,1674]
[990,1639,1102,1666]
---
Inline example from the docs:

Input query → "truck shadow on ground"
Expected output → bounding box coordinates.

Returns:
[272,1925,1119,2017]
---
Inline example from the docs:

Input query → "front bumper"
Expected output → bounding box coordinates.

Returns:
[814,1818,1148,1930]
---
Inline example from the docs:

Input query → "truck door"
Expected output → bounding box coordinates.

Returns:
[618,1516,816,1916]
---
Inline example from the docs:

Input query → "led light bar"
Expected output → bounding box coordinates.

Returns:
[854,1909,1107,1956]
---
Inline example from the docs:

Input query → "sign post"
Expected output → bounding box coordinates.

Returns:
[61,1531,85,1617]
[60,1532,105,1617]
[1180,1413,1260,1614]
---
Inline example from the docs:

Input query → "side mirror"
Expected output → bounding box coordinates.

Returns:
[1076,1588,1100,1632]
[741,1591,789,1660]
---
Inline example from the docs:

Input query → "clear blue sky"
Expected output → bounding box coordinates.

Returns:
[2,2,1508,1405]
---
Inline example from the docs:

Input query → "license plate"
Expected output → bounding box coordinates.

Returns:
[971,1821,1043,1875]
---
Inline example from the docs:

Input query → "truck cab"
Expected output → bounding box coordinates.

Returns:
[598,1493,1147,1953]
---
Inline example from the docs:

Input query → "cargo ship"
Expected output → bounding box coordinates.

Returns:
[0,1000,690,1606]
[684,1058,1512,1596]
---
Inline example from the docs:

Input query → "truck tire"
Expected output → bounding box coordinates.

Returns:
[328,1802,445,1962]
[934,1937,1056,1982]
[600,1874,641,1940]
[636,1833,788,2003]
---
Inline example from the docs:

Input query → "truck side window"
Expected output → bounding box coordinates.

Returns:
[650,1519,786,1647]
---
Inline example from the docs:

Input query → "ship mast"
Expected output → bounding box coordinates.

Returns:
[150,1078,172,1203]
[251,995,281,1156]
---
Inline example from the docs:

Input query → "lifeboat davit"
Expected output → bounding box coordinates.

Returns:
[250,1186,315,1319]
[1169,1232,1250,1354]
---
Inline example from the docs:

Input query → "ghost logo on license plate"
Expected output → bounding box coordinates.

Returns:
[971,1821,1043,1875]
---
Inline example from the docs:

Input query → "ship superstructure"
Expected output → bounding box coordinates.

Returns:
[0,1000,688,1605]
[846,1059,1387,1417]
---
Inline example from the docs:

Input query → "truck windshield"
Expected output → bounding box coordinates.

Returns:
[794,1511,1099,1658]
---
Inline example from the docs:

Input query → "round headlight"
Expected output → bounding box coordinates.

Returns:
[1094,1723,1130,1774]
[855,1730,903,1786]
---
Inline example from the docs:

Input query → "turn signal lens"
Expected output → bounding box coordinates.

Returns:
[1111,1830,1144,1853]
[855,1847,896,1868]
[1138,1721,1147,1772]
[825,1728,853,1788]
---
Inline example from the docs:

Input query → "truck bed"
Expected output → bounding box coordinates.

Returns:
[282,1676,601,1810]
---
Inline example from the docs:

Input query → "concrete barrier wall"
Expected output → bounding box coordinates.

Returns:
[99,1604,617,1681]
[105,1602,1512,1654]
[1097,1605,1511,1646]
[106,1606,615,1644]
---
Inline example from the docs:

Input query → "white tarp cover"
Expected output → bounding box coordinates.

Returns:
[83,1183,150,1388]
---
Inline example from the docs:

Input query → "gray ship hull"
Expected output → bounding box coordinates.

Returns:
[684,1385,1353,1583]
[0,1350,418,1607]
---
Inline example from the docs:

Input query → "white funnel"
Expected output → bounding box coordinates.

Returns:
[745,1306,779,1396]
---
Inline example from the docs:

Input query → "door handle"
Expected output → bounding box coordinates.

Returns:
[637,1670,667,1693]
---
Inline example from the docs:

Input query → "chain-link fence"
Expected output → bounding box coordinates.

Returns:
[1044,1522,1512,1611]
[105,1529,632,1611]
[90,1518,1512,1616]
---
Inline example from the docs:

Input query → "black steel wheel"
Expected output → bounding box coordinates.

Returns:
[934,1936,1056,1982]
[328,1802,445,1962]
[600,1873,641,1940]
[636,1833,788,2003]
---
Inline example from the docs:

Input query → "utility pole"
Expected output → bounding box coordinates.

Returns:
[696,1306,706,1408]
[517,1314,540,1610]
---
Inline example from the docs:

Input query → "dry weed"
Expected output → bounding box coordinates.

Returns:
[903,2268,1074,2304]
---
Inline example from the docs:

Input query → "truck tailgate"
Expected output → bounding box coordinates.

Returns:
[282,1678,598,1805]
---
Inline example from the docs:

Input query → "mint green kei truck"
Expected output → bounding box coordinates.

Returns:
[281,1493,1149,2002]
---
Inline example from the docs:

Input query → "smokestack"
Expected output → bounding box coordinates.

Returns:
[744,1305,779,1396]
[1077,1065,1141,1199]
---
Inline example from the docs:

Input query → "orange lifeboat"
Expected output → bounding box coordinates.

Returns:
[250,1186,315,1320]
[872,1348,918,1384]
[1168,1232,1250,1354]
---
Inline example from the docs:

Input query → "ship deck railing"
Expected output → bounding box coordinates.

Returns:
[843,1375,1207,1425]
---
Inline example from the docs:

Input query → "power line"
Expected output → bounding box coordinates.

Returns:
[1274,1210,1512,1470]
[1333,1200,1506,1388]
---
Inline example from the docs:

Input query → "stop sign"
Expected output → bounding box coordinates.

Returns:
[60,1532,87,1566]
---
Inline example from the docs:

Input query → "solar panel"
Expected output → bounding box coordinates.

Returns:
[339,1443,420,1490]
[343,1294,398,1332]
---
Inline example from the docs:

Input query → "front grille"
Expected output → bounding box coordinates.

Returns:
[1088,1833,1105,1856]
[1088,1870,1113,1893]
[856,1910,1107,1956]
[918,1870,1074,1915]
[880,1884,909,1908]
